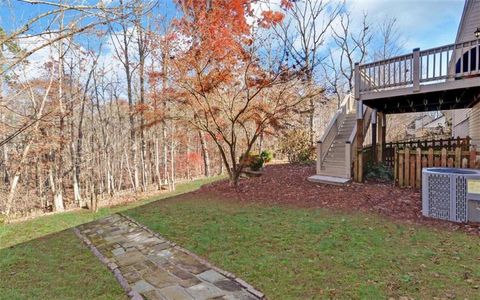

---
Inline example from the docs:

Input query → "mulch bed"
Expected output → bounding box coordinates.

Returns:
[197,163,480,236]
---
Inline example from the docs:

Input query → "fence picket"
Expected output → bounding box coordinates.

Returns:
[399,153,404,187]
[455,147,462,167]
[422,156,428,168]
[441,148,447,167]
[447,157,453,167]
[404,148,410,185]
[462,157,468,168]
[410,157,415,188]
[416,148,421,188]
[470,146,477,168]
[428,148,434,166]
[394,148,398,183]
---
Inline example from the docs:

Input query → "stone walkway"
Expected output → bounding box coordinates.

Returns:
[74,213,264,300]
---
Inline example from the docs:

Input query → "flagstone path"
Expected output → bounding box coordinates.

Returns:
[75,213,264,300]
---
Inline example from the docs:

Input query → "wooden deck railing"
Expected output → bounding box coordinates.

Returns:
[356,39,480,94]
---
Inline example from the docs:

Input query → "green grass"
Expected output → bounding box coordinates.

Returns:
[0,177,220,299]
[0,230,126,299]
[125,195,480,299]
[2,175,480,299]
[0,176,221,249]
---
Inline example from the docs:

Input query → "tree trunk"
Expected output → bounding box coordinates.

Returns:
[154,138,162,189]
[198,130,210,177]
[169,121,175,191]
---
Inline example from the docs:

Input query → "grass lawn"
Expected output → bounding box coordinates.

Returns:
[0,230,126,299]
[1,176,479,299]
[0,176,221,249]
[0,177,220,299]
[125,194,480,299]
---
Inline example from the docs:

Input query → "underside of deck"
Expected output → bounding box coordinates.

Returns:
[362,78,480,113]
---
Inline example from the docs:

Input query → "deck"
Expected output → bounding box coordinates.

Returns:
[355,39,480,113]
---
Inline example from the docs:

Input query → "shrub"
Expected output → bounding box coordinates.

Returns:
[260,150,273,163]
[240,152,265,171]
[364,162,393,182]
[278,129,315,163]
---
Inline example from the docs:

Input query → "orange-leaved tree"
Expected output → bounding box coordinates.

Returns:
[163,0,318,186]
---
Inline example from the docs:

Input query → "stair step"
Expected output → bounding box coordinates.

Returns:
[326,155,346,159]
[327,148,345,154]
[322,165,347,172]
[328,147,347,152]
[318,169,348,178]
[326,151,346,157]
[308,175,351,185]
[323,162,346,167]
[326,150,346,155]
[327,150,346,155]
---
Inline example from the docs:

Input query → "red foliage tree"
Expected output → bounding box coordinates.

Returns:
[161,0,319,186]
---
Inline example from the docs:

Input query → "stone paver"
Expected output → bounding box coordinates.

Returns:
[75,214,264,300]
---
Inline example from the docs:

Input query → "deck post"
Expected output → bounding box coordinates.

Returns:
[355,99,364,183]
[377,112,386,163]
[316,142,322,174]
[354,63,360,100]
[372,109,377,163]
[412,48,420,92]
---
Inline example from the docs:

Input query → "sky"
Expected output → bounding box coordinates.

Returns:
[347,0,465,50]
[0,0,466,78]
[0,0,465,49]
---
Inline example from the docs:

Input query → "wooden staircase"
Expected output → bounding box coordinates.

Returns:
[308,94,373,185]
[318,113,356,178]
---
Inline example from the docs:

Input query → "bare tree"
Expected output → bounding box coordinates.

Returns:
[274,0,342,145]
[324,11,372,104]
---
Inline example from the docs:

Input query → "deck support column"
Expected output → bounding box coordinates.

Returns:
[378,113,386,163]
[355,100,364,183]
[372,110,377,163]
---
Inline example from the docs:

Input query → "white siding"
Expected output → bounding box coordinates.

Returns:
[456,0,480,43]
[453,116,469,138]
[469,102,480,146]
[452,109,470,137]
[452,0,479,143]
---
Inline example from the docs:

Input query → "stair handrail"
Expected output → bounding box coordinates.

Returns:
[345,104,373,178]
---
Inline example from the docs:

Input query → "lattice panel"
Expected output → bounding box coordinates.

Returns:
[427,174,450,220]
[455,176,468,222]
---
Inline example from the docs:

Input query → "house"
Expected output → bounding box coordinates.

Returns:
[405,112,449,139]
[452,0,480,146]
[309,0,480,185]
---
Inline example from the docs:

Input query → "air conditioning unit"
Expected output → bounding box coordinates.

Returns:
[422,168,480,223]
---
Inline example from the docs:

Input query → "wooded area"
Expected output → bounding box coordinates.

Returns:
[0,0,405,219]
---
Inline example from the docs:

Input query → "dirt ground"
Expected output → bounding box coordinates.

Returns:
[197,163,480,236]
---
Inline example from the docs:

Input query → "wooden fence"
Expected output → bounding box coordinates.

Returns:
[394,146,479,188]
[385,136,471,167]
